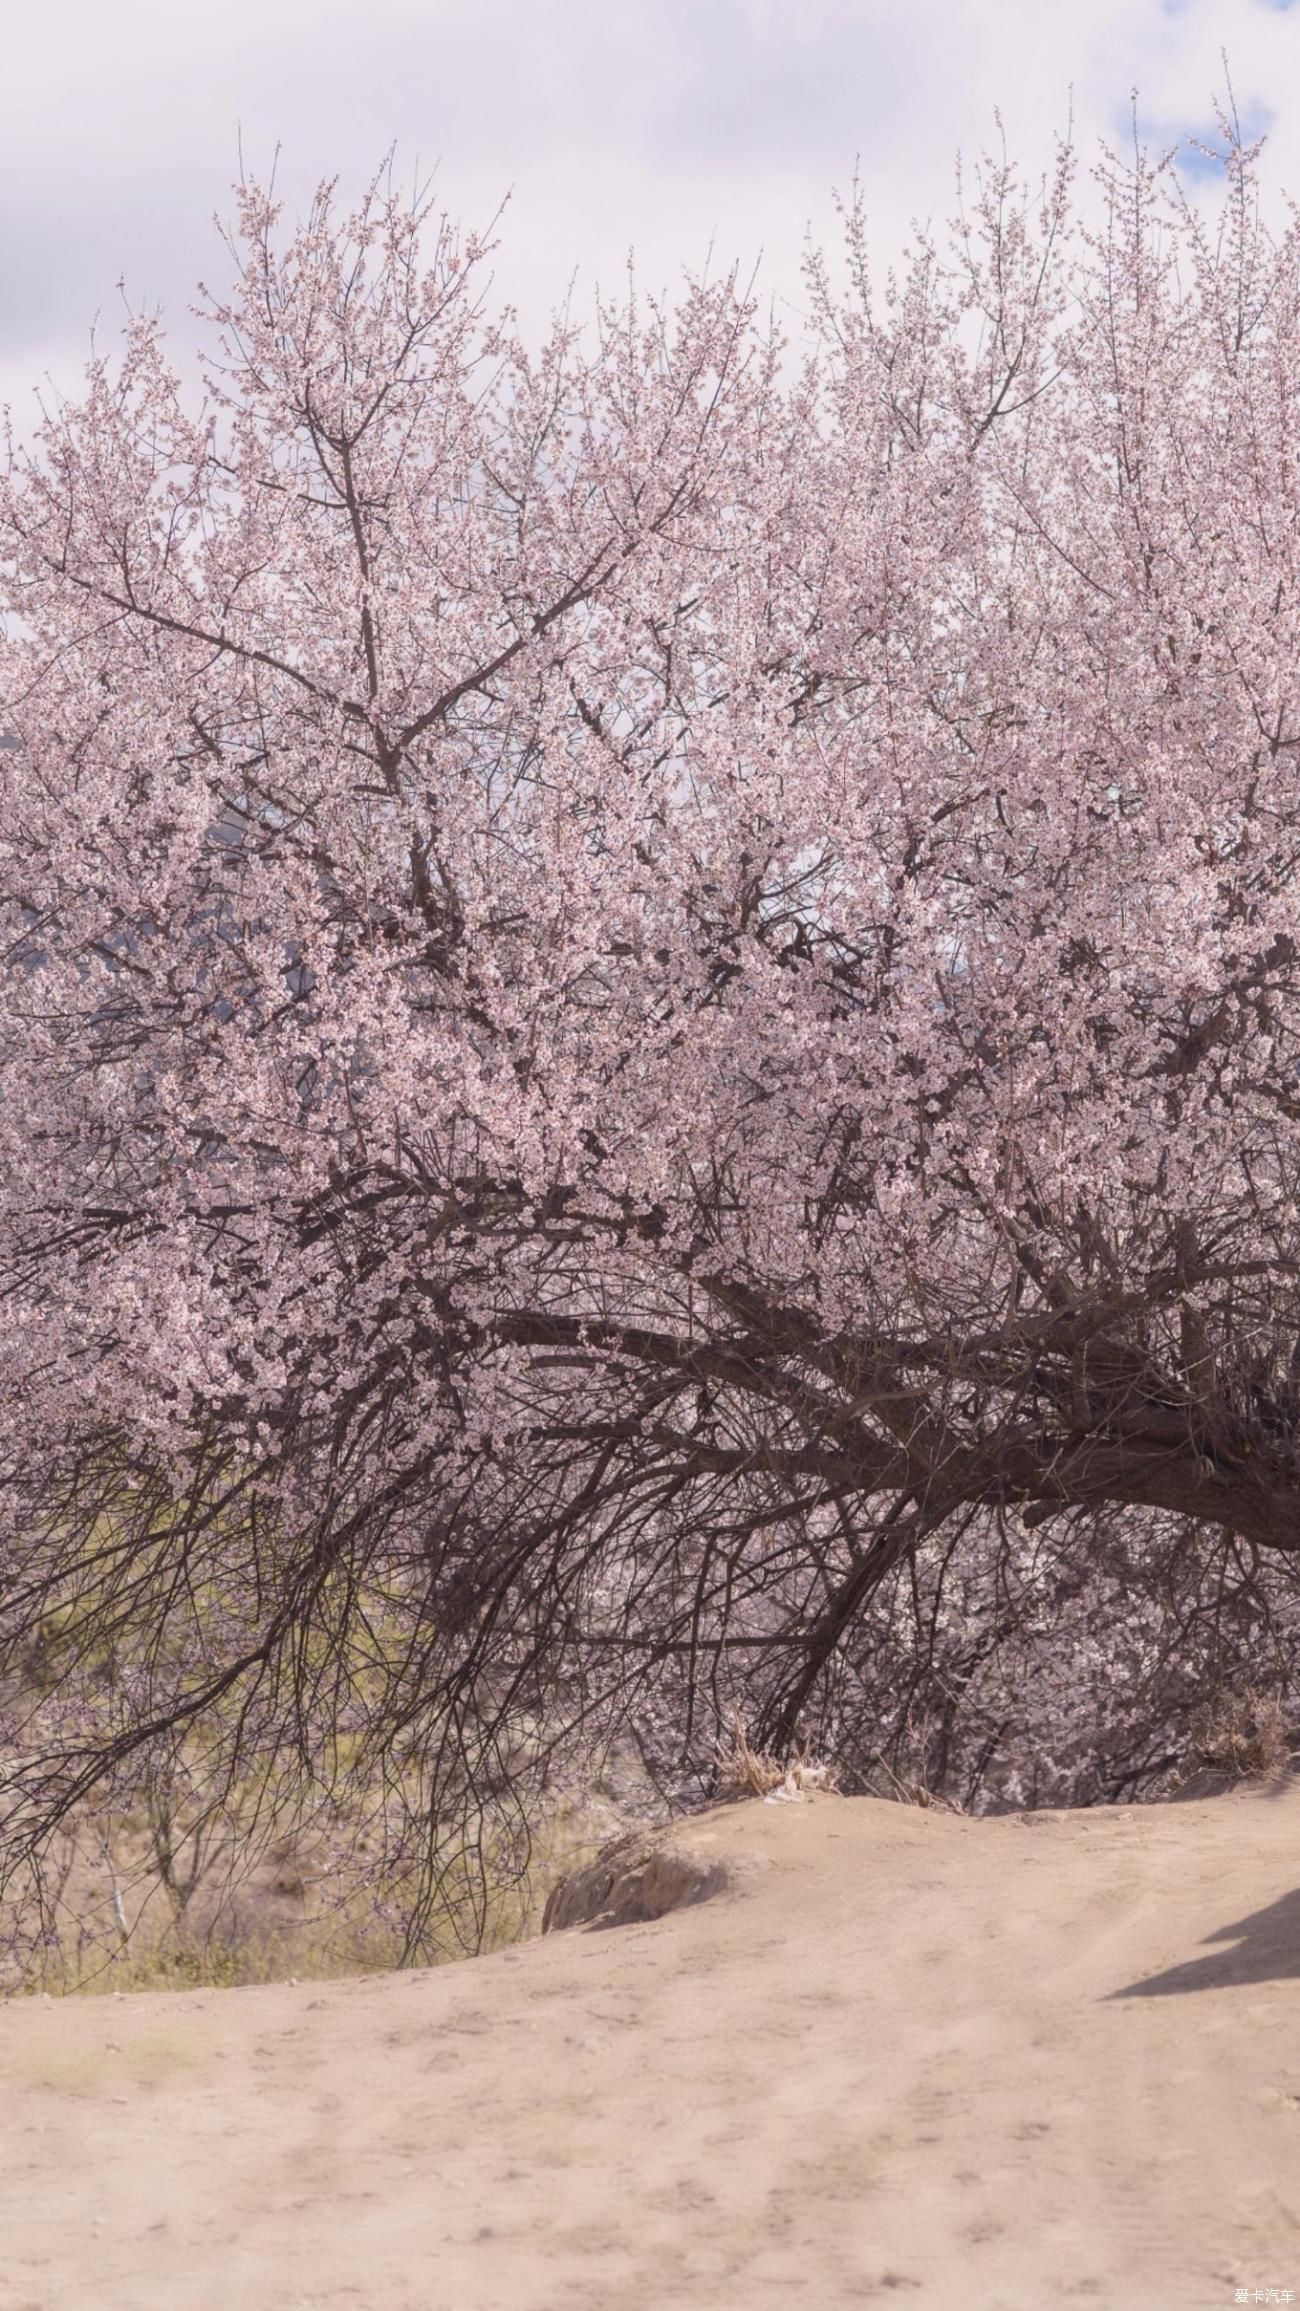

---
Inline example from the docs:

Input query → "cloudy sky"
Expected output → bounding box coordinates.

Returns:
[1,0,1298,409]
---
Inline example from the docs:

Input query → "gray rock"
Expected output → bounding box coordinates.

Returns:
[541,1831,729,1934]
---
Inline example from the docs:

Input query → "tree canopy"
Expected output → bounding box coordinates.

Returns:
[4,130,1300,1940]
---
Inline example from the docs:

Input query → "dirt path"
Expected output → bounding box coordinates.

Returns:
[3,1783,1299,2310]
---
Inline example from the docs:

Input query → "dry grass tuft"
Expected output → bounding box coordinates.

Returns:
[864,1756,966,1814]
[715,1710,839,1803]
[1181,1687,1294,1787]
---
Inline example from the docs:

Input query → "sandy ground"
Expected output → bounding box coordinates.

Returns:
[2,1784,1300,2311]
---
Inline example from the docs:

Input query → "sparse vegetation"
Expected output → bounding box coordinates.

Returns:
[1177,1686,1295,1790]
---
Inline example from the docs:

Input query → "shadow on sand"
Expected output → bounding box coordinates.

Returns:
[1114,1884,1300,1998]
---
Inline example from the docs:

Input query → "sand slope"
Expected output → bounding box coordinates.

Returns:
[3,1783,1300,2310]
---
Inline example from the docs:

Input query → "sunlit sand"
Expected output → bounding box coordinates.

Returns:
[3,1782,1298,2309]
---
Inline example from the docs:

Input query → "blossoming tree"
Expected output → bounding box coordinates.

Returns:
[4,129,1300,1935]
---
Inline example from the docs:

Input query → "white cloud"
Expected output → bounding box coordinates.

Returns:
[1,0,1298,411]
